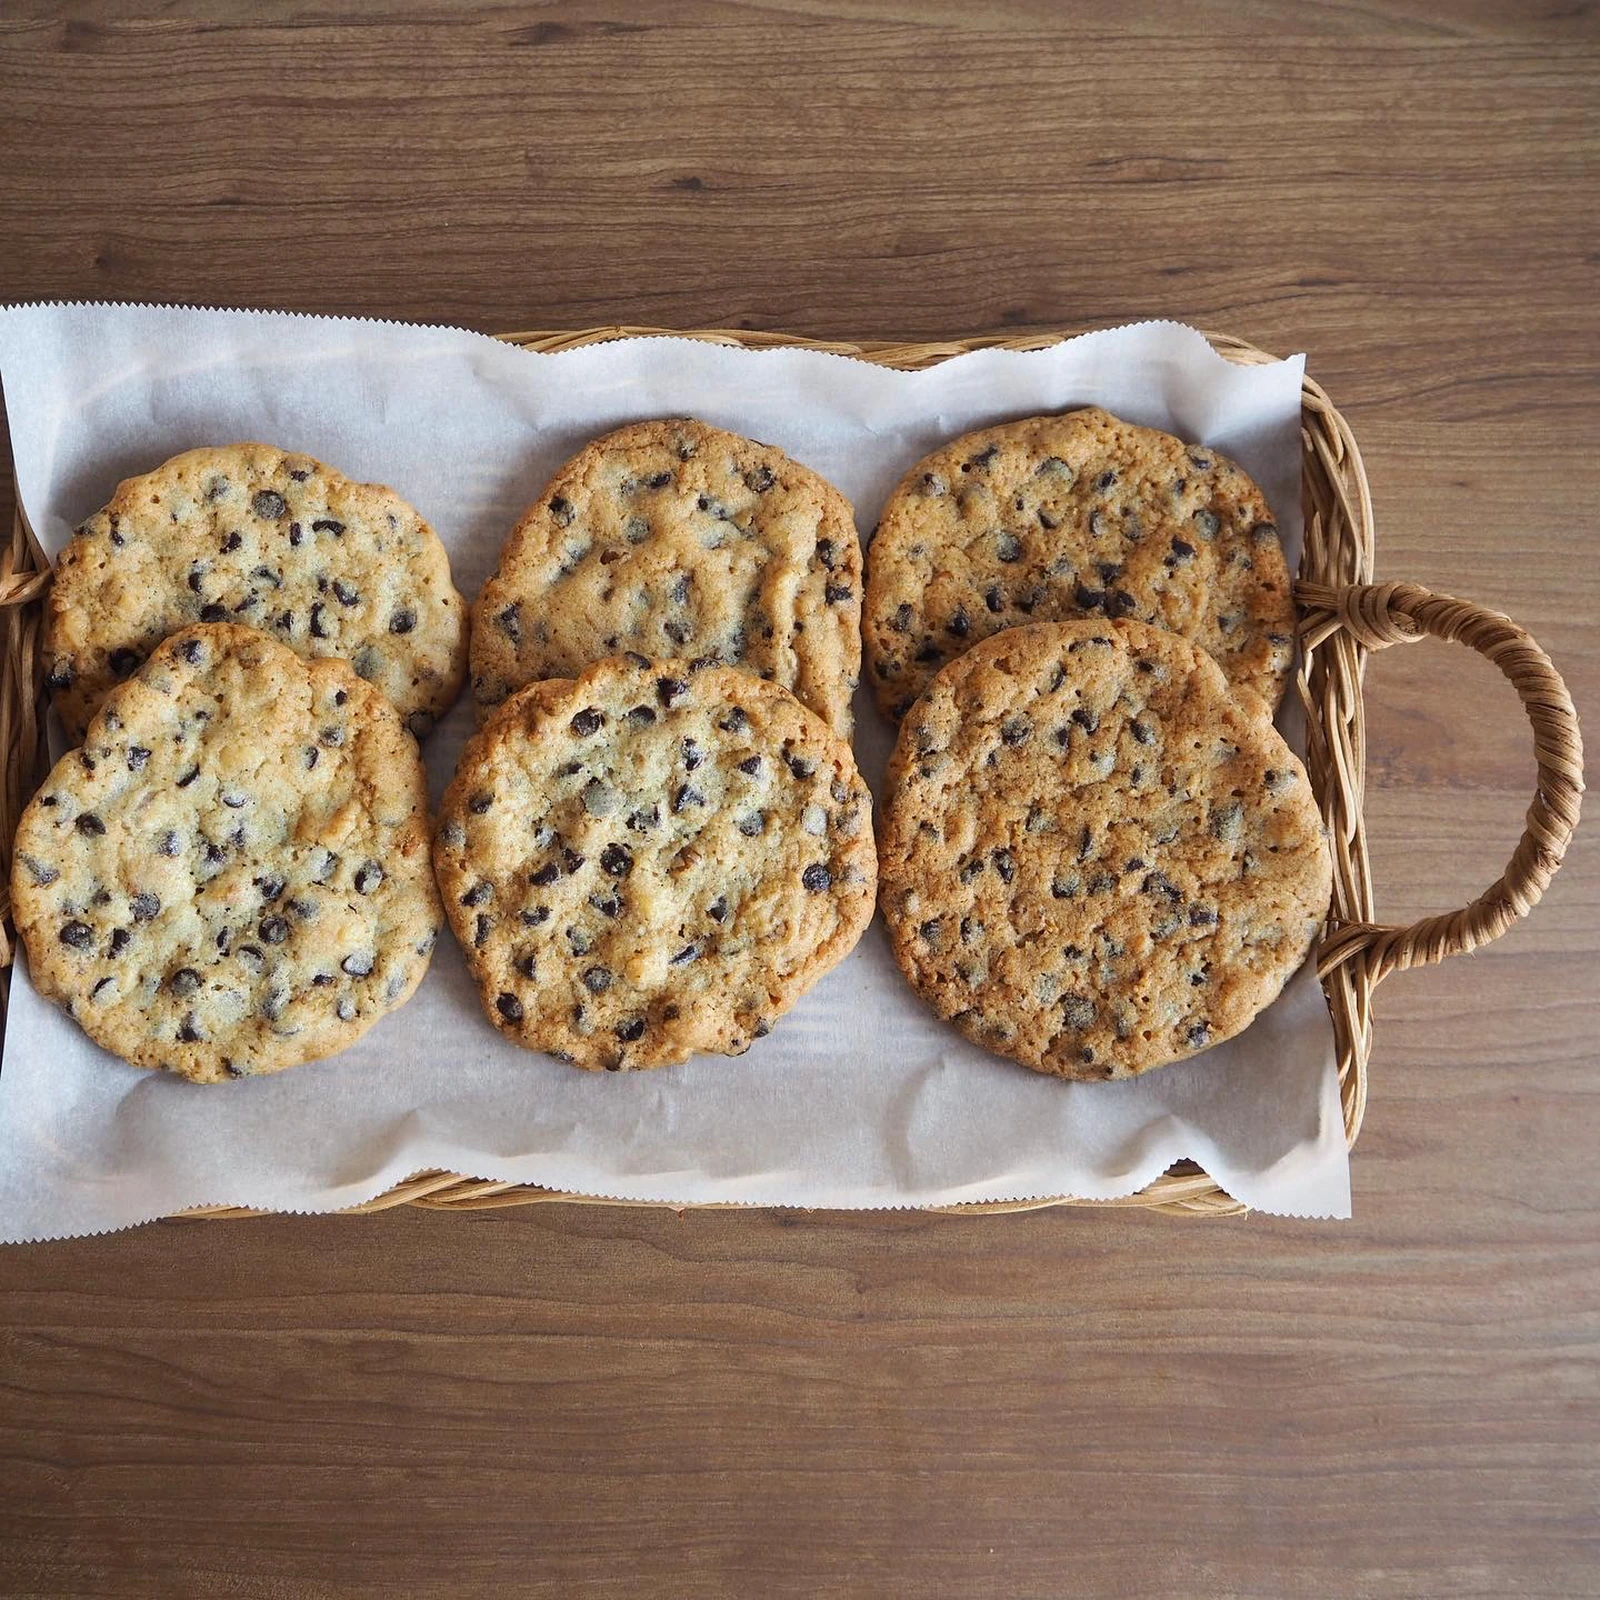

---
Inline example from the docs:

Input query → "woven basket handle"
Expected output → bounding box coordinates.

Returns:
[1297,580,1583,986]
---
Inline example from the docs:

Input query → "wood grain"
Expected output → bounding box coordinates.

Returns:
[1,3,1597,1597]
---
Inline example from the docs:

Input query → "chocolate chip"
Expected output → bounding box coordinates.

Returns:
[496,992,524,1022]
[656,676,689,707]
[1105,589,1137,619]
[255,915,288,945]
[522,906,551,926]
[288,522,303,547]
[495,602,522,645]
[626,806,660,832]
[336,997,358,1022]
[199,604,228,622]
[670,943,700,965]
[460,881,493,908]
[1000,715,1032,747]
[548,494,576,526]
[58,919,95,951]
[745,464,776,493]
[589,891,623,918]
[966,444,1000,470]
[110,649,143,678]
[984,585,1005,614]
[1186,1022,1211,1048]
[1095,470,1118,492]
[738,755,763,776]
[312,519,345,535]
[626,704,657,727]
[802,862,832,893]
[1130,719,1155,745]
[824,583,853,604]
[562,847,585,874]
[570,707,604,736]
[320,726,344,747]
[177,1014,203,1044]
[615,1018,646,1043]
[342,951,374,977]
[468,792,494,815]
[737,812,766,837]
[600,843,633,878]
[17,854,58,886]
[815,537,838,570]
[786,753,816,780]
[529,861,561,887]
[583,965,613,994]
[1208,802,1244,843]
[1061,995,1096,1031]
[169,967,202,996]
[1169,537,1195,561]
[252,489,286,519]
[389,608,417,634]
[75,813,106,837]
[948,607,971,638]
[707,896,729,922]
[117,892,156,928]
[918,918,942,946]
[1073,584,1105,611]
[1193,509,1220,539]
[1071,707,1099,735]
[717,707,749,733]
[1188,905,1219,927]
[179,639,205,665]
[310,602,330,639]
[44,661,73,692]
[332,579,360,607]
[996,532,1023,564]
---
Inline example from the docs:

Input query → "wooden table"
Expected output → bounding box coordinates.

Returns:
[1,5,1596,1596]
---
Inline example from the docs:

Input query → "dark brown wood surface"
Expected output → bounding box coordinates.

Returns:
[1,4,1597,1596]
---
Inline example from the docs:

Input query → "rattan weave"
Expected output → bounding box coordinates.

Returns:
[0,326,1582,1220]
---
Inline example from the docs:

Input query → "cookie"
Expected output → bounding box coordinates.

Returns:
[470,419,862,737]
[43,443,468,743]
[863,408,1295,720]
[11,623,442,1084]
[435,652,876,1070]
[877,619,1330,1080]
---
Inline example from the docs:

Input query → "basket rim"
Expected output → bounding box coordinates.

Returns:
[0,321,1377,1223]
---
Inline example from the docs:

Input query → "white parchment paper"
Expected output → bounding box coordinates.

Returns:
[0,304,1349,1239]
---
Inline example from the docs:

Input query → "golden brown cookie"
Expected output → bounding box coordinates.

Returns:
[470,419,862,736]
[12,623,441,1083]
[435,653,877,1070]
[864,408,1295,719]
[44,443,468,742]
[878,619,1329,1080]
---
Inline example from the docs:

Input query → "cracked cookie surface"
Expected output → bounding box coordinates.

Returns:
[864,408,1295,720]
[878,619,1330,1080]
[470,419,862,736]
[436,653,876,1070]
[44,442,467,742]
[12,623,441,1083]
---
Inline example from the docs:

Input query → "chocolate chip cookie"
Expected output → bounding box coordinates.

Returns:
[878,619,1330,1080]
[44,443,468,742]
[12,623,442,1084]
[436,653,877,1070]
[470,419,862,736]
[864,408,1295,720]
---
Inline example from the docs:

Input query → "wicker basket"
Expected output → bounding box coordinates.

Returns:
[0,326,1583,1220]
